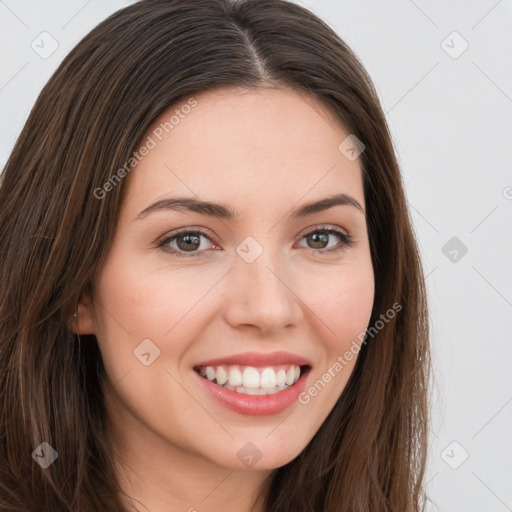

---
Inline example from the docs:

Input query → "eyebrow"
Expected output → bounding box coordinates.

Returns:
[134,192,365,221]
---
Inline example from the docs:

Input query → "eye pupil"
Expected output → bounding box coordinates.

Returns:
[177,233,200,251]
[308,232,328,249]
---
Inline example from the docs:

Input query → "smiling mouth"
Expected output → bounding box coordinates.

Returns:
[193,364,312,395]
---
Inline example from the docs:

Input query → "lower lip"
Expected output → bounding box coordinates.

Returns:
[193,367,311,416]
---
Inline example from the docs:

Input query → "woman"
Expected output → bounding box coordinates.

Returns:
[0,0,431,510]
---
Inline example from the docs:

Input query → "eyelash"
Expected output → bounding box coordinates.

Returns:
[157,225,355,258]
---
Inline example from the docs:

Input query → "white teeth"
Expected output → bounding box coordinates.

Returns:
[228,368,243,387]
[216,366,228,386]
[234,385,290,395]
[260,367,277,388]
[285,366,295,385]
[198,363,305,393]
[242,367,260,389]
[206,366,216,381]
[241,387,260,395]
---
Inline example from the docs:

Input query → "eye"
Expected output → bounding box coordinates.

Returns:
[157,229,216,257]
[157,225,354,258]
[296,226,355,255]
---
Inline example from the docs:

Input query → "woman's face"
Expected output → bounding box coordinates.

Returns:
[85,86,374,470]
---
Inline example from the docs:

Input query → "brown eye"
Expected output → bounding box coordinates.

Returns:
[157,226,354,258]
[158,230,215,257]
[298,227,354,254]
[305,231,329,250]
[175,233,201,251]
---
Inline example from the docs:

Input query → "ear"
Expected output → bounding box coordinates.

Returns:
[67,290,96,335]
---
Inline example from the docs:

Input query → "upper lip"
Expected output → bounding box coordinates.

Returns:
[194,351,311,368]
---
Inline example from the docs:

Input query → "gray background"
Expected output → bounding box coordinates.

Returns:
[1,1,511,510]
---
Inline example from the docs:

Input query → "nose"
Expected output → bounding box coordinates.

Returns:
[222,245,303,335]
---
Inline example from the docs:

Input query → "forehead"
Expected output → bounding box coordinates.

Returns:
[122,86,364,216]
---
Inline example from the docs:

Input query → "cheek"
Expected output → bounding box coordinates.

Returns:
[92,251,202,427]
[92,248,223,380]
[295,262,374,423]
[306,261,375,354]
[94,249,197,340]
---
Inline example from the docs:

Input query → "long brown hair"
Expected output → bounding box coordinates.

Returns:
[0,0,431,510]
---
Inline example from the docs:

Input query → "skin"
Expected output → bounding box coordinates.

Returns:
[72,86,375,512]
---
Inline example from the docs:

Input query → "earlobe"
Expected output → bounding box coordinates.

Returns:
[68,292,96,335]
